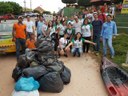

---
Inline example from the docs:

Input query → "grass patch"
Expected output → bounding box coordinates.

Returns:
[112,33,128,71]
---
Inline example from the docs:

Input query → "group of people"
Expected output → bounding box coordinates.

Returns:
[12,4,117,60]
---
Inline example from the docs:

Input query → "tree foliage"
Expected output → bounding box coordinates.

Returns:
[112,0,123,4]
[7,2,22,15]
[0,1,22,15]
[0,2,13,15]
[61,0,77,4]
[77,0,91,6]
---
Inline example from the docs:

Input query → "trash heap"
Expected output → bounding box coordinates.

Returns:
[12,37,71,93]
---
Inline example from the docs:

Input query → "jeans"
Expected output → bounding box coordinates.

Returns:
[27,32,32,39]
[93,35,100,52]
[103,38,115,56]
[71,48,83,55]
[15,38,26,60]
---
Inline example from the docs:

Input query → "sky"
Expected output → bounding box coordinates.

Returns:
[0,0,66,12]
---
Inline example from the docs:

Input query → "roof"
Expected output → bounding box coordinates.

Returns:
[34,6,45,13]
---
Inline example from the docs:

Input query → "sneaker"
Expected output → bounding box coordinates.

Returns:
[111,56,114,59]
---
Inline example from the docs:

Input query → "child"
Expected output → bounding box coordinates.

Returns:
[65,32,96,57]
[26,33,36,49]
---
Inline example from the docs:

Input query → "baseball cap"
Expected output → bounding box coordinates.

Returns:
[18,16,23,19]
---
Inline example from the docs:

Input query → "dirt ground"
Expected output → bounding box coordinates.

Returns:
[0,53,108,96]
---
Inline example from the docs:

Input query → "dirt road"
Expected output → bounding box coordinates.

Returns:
[0,53,108,96]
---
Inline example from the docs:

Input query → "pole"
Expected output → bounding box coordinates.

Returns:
[30,0,32,11]
[24,0,26,13]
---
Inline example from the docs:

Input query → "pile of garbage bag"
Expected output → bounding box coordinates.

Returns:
[12,37,71,93]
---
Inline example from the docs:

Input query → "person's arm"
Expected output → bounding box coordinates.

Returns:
[42,26,47,37]
[100,23,104,38]
[32,22,35,35]
[84,40,96,46]
[26,40,28,48]
[90,24,93,39]
[12,24,16,42]
[113,22,117,36]
[59,39,63,50]
[24,25,27,38]
[65,42,73,50]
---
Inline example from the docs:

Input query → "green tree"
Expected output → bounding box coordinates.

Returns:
[0,1,22,15]
[112,0,123,4]
[61,0,77,4]
[7,2,22,15]
[77,0,91,6]
[0,2,13,15]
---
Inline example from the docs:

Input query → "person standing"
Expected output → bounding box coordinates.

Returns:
[56,19,64,38]
[24,16,35,38]
[92,13,103,54]
[101,15,117,58]
[35,15,39,28]
[81,18,93,53]
[12,16,26,60]
[73,16,82,34]
[98,10,106,23]
[65,23,75,40]
[37,16,44,37]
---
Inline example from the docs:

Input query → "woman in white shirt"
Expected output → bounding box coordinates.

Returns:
[48,21,56,37]
[56,19,65,38]
[65,32,96,57]
[81,18,93,53]
[58,33,70,57]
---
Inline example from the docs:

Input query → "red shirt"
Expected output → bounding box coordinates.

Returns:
[98,14,106,23]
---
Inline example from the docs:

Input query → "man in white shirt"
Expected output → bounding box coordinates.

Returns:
[42,21,48,37]
[24,16,35,38]
[73,16,82,34]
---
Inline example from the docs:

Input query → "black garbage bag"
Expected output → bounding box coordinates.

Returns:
[12,66,23,82]
[37,41,53,52]
[23,65,48,80]
[60,66,71,85]
[41,57,56,66]
[25,49,36,63]
[46,61,64,73]
[36,36,52,47]
[30,61,39,67]
[39,72,64,93]
[17,54,30,69]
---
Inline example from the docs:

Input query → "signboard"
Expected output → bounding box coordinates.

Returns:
[43,14,53,22]
[121,0,128,14]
